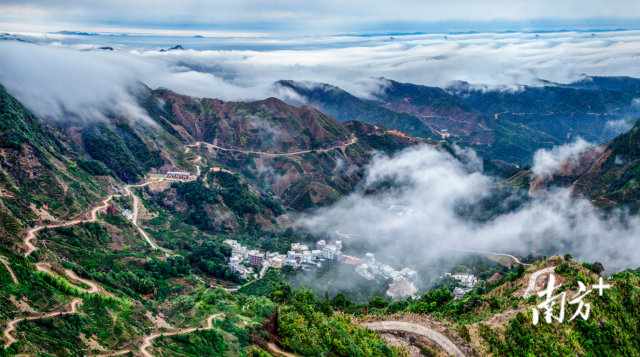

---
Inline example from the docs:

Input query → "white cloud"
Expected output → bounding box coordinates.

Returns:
[302,143,640,271]
[532,139,593,177]
[4,31,640,126]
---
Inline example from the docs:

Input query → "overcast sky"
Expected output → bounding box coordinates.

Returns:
[2,0,640,36]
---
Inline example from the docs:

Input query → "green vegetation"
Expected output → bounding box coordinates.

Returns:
[278,287,404,356]
[82,121,163,183]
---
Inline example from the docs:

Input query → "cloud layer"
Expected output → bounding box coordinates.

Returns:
[3,30,640,123]
[302,143,640,272]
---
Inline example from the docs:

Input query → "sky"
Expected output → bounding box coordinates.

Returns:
[1,0,640,36]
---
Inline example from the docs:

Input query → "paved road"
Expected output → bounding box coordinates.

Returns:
[122,185,158,250]
[0,258,18,284]
[186,136,357,157]
[447,247,532,267]
[362,321,466,357]
[523,267,557,298]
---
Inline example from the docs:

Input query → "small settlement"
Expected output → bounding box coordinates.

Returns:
[223,238,420,300]
[445,272,477,299]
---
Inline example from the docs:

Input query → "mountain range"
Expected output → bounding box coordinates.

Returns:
[278,76,640,165]
[1,75,640,357]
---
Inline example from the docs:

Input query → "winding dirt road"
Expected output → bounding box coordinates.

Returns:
[363,321,466,357]
[186,135,357,157]
[22,195,116,257]
[139,313,221,357]
[0,258,18,284]
[22,182,161,256]
[267,343,299,357]
[3,299,81,348]
[35,263,101,294]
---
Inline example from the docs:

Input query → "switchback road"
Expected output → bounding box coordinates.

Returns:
[362,321,466,357]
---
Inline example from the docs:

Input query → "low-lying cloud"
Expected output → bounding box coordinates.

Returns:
[302,142,640,272]
[532,138,593,178]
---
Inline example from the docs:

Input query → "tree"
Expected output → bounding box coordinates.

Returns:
[517,264,526,277]
[320,300,334,317]
[370,296,388,309]
[592,262,605,275]
[564,253,573,261]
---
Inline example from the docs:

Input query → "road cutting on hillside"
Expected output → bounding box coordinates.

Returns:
[186,135,358,156]
[362,321,466,357]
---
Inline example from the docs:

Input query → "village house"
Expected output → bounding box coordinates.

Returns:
[454,287,472,300]
[248,251,265,266]
[165,171,193,180]
[386,276,418,300]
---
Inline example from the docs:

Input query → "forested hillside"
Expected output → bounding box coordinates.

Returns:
[0,82,418,357]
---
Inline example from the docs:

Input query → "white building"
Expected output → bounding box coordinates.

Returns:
[301,251,312,263]
[311,250,322,258]
[322,245,338,260]
[271,257,283,269]
[122,209,133,220]
[386,276,418,300]
[316,240,326,250]
[365,253,375,264]
[335,241,342,250]
[454,287,472,300]
[401,268,418,282]
[230,263,253,279]
[381,265,395,277]
[452,274,476,288]
[356,264,375,280]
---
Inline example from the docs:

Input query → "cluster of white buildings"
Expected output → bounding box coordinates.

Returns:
[224,239,266,279]
[224,239,328,279]
[446,273,477,288]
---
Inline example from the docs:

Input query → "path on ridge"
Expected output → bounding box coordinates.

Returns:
[22,195,116,257]
[186,136,358,157]
[139,313,221,357]
[0,258,18,284]
[362,321,466,357]
[35,263,100,294]
[3,299,81,348]
[267,342,299,357]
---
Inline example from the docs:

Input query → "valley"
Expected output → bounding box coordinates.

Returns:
[0,73,640,357]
